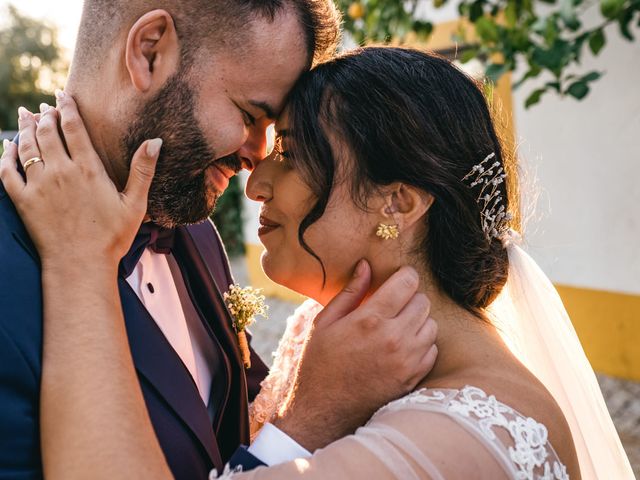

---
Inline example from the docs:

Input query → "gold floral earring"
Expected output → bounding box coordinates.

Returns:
[376,223,399,240]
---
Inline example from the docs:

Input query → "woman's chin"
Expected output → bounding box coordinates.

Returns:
[260,252,292,290]
[260,252,320,300]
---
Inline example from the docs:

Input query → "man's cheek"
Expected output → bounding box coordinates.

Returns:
[217,124,246,159]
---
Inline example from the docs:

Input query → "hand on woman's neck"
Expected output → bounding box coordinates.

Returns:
[368,254,506,388]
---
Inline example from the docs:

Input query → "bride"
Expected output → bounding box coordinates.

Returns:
[1,46,633,479]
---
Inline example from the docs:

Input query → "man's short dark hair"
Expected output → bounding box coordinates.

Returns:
[74,0,341,74]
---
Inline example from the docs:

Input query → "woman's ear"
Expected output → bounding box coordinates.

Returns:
[125,10,180,93]
[379,183,434,231]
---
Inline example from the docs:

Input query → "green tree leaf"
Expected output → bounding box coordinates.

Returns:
[413,20,434,38]
[589,28,606,54]
[580,71,602,82]
[505,0,518,26]
[532,39,572,74]
[475,17,499,42]
[600,0,625,19]
[460,48,479,63]
[485,62,509,82]
[567,80,590,98]
[513,65,542,89]
[525,88,547,108]
[560,0,581,29]
[546,81,562,91]
[618,8,635,40]
[469,1,485,21]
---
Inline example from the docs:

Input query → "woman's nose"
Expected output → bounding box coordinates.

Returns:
[245,153,275,203]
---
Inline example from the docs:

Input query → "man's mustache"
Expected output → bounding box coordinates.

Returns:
[215,154,243,174]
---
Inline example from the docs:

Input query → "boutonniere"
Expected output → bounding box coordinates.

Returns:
[224,284,268,369]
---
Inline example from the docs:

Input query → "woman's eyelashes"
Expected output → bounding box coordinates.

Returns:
[273,137,292,167]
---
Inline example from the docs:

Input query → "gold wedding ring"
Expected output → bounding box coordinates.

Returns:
[23,157,44,172]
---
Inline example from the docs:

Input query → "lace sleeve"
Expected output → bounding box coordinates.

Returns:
[216,387,568,480]
[248,300,322,439]
[213,394,514,479]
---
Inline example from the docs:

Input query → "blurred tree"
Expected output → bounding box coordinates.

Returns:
[338,0,640,106]
[0,5,67,132]
[211,176,246,258]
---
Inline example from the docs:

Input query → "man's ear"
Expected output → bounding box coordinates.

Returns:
[125,10,180,93]
[379,183,435,231]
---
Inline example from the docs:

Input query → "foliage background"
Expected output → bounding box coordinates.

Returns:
[338,0,640,106]
[0,6,64,132]
[212,176,246,257]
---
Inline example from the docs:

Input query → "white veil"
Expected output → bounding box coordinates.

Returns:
[487,233,634,479]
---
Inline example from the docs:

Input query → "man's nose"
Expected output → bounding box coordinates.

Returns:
[238,125,270,171]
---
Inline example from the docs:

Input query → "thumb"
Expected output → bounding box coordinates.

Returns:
[316,259,371,328]
[122,138,162,204]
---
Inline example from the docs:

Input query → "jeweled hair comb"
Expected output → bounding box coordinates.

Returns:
[462,152,513,242]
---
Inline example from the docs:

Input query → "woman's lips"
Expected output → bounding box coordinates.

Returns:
[258,215,281,237]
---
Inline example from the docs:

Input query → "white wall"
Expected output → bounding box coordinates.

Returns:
[512,19,640,295]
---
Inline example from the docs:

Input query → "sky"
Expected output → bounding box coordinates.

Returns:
[2,0,84,57]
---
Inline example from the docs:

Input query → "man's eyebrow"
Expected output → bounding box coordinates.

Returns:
[249,100,277,119]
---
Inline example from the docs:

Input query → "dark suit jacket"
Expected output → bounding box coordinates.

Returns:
[0,180,269,479]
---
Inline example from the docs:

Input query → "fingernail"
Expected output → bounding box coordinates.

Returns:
[40,103,52,114]
[2,139,9,150]
[18,106,30,120]
[54,89,65,101]
[408,267,419,281]
[146,138,163,157]
[355,259,367,277]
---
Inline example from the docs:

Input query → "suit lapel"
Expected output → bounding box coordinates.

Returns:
[176,225,243,371]
[173,223,251,461]
[118,278,222,468]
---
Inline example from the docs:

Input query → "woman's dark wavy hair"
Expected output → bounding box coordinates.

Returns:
[286,46,516,316]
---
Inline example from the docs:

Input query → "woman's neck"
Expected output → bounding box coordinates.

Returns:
[417,284,511,388]
[413,283,474,378]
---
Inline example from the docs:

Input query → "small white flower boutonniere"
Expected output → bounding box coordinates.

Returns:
[223,284,268,369]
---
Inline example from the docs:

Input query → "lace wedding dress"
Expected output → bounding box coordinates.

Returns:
[214,300,570,480]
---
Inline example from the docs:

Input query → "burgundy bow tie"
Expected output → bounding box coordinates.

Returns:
[119,223,176,277]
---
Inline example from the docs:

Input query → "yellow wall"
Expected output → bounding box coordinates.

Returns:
[556,285,640,381]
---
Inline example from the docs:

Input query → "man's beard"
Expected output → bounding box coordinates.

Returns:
[122,73,241,228]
